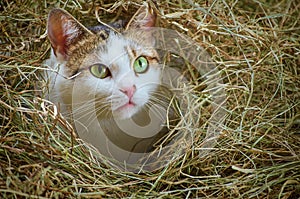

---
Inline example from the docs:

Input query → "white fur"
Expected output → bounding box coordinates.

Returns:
[63,15,80,43]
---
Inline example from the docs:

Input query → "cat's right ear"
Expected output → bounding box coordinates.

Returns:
[47,8,92,61]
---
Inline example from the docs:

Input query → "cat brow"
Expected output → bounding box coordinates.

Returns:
[66,67,89,80]
[126,46,136,58]
[66,71,82,80]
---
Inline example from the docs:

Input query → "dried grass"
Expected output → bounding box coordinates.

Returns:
[1,0,299,198]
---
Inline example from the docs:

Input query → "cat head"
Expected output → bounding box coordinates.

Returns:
[47,5,160,119]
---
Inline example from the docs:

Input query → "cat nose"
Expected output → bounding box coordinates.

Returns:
[120,85,136,99]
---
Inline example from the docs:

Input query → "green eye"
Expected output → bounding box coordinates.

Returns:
[89,64,111,79]
[133,56,148,74]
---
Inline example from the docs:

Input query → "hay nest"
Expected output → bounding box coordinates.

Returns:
[0,0,299,198]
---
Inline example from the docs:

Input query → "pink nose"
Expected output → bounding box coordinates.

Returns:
[120,85,136,99]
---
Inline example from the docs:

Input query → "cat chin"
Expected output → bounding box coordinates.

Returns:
[112,104,141,120]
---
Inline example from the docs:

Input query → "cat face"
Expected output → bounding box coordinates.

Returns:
[74,33,160,119]
[47,6,160,120]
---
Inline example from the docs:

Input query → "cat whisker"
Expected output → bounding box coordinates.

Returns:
[74,101,110,119]
[68,97,111,120]
[72,103,111,128]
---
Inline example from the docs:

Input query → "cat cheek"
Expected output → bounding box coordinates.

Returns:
[133,91,149,106]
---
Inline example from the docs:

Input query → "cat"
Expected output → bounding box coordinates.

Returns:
[44,5,174,166]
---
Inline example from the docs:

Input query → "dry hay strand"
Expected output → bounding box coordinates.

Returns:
[0,0,299,198]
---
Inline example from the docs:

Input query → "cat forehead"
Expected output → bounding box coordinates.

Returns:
[101,33,133,64]
[72,34,132,71]
[96,33,155,65]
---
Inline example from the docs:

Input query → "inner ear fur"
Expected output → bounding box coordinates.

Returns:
[126,4,157,30]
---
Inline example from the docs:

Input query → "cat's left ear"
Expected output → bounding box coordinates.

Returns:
[47,8,92,61]
[126,4,156,30]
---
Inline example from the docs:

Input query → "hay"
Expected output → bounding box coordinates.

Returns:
[1,0,299,198]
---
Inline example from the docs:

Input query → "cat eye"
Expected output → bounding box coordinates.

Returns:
[133,56,149,74]
[89,64,111,79]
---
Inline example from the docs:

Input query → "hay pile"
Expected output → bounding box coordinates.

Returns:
[1,0,299,198]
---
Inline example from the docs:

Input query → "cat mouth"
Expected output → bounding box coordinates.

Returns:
[116,101,136,111]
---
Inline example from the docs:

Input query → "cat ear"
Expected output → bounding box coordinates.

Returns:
[126,4,156,29]
[47,8,92,61]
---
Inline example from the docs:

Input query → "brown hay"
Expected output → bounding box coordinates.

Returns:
[1,0,299,198]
